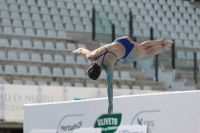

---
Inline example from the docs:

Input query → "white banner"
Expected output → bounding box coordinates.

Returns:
[0,84,160,122]
[24,91,200,133]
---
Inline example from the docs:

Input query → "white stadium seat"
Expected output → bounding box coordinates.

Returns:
[41,66,52,76]
[177,51,186,59]
[55,23,64,30]
[42,15,52,22]
[67,2,76,9]
[13,80,22,85]
[121,85,130,89]
[37,0,46,7]
[0,3,8,10]
[53,67,63,77]
[44,41,55,50]
[30,6,40,13]
[27,0,36,6]
[57,2,66,8]
[132,85,141,90]
[63,82,72,87]
[193,41,200,48]
[19,52,30,61]
[14,28,24,36]
[8,51,18,61]
[3,27,13,35]
[47,30,57,38]
[47,1,56,7]
[74,82,84,87]
[66,55,76,64]
[29,66,40,76]
[43,54,53,63]
[5,65,16,74]
[17,65,28,75]
[184,40,193,48]
[54,54,65,63]
[99,70,106,79]
[45,22,54,30]
[36,29,46,37]
[64,68,75,77]
[34,21,44,29]
[70,9,79,17]
[121,71,135,81]
[56,42,66,51]
[143,86,152,90]
[38,81,47,86]
[31,53,42,62]
[24,20,33,28]
[22,40,32,49]
[113,71,120,80]
[1,11,10,18]
[67,43,76,51]
[10,4,19,12]
[76,68,86,78]
[53,15,62,23]
[41,7,49,14]
[186,51,193,59]
[77,56,87,64]
[0,38,10,47]
[13,20,23,27]
[33,40,44,49]
[21,13,31,20]
[0,51,6,60]
[25,80,35,85]
[50,82,60,86]
[2,19,12,26]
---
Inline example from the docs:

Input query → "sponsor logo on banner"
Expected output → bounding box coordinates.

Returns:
[94,113,122,133]
[137,118,154,127]
[60,121,82,131]
[131,110,161,131]
[56,114,83,133]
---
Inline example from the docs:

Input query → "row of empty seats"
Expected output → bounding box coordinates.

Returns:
[0,65,135,81]
[0,51,91,64]
[177,51,200,59]
[1,12,91,25]
[0,38,85,50]
[1,0,197,14]
[1,26,69,38]
[12,79,151,90]
[0,4,91,17]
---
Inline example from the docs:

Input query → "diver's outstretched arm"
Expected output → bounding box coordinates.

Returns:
[105,66,114,116]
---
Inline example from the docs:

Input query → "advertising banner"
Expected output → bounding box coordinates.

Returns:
[0,84,159,122]
[24,91,200,133]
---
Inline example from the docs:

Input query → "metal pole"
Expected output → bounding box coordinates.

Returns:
[171,39,175,69]
[92,7,95,41]
[129,11,133,38]
[133,36,137,68]
[112,23,115,42]
[194,52,197,83]
[150,27,158,82]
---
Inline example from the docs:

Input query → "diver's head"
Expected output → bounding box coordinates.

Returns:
[87,62,101,80]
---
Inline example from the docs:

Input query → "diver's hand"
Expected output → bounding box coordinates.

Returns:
[70,50,78,57]
[108,104,113,116]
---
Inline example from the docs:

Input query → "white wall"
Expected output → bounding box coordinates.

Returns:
[24,91,200,133]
